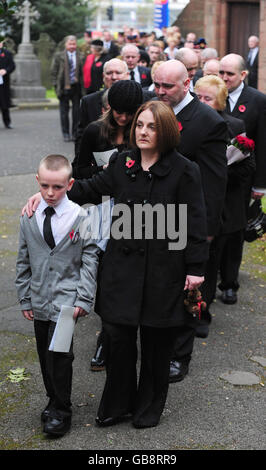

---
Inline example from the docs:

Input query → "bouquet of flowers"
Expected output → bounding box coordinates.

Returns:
[226,133,255,166]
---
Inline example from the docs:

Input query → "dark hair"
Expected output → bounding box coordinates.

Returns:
[130,101,180,154]
[98,109,132,145]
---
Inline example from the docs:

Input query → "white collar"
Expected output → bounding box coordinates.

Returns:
[172,91,194,115]
[39,195,71,217]
[229,82,244,100]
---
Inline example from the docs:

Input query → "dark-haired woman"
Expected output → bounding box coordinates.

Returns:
[23,101,208,429]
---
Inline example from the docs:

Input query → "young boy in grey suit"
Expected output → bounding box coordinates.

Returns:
[15,154,99,437]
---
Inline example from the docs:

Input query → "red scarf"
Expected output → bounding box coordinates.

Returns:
[83,54,95,89]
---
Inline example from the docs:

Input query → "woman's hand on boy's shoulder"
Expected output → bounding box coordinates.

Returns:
[21,192,41,217]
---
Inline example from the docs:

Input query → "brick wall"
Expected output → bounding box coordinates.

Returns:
[173,0,205,38]
[258,0,266,93]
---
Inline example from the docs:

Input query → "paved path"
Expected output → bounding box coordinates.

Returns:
[0,109,265,451]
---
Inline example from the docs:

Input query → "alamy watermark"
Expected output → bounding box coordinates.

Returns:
[78,197,188,251]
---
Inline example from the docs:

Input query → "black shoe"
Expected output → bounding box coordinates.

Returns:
[41,401,55,423]
[5,124,13,129]
[221,288,237,305]
[195,323,209,338]
[90,344,105,371]
[132,421,158,429]
[169,361,189,383]
[95,413,132,427]
[43,416,71,437]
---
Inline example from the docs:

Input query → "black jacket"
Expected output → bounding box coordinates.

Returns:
[219,111,256,234]
[176,95,228,236]
[0,48,15,108]
[68,148,208,328]
[226,84,266,189]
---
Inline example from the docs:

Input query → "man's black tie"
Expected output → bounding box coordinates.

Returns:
[43,206,55,249]
[130,70,135,80]
[225,96,231,114]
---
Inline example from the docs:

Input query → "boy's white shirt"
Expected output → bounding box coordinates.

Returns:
[35,195,80,246]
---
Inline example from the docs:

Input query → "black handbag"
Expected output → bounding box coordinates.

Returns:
[244,199,266,242]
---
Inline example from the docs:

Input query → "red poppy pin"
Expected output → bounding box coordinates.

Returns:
[126,157,135,168]
[141,73,147,79]
[0,53,5,57]
[238,104,246,113]
[95,61,102,67]
[69,229,75,240]
[178,121,183,132]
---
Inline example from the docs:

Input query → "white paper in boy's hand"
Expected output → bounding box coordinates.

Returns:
[49,305,75,353]
[93,149,117,167]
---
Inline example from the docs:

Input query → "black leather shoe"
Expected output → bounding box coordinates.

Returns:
[43,416,71,437]
[195,323,209,338]
[221,288,237,304]
[95,413,132,427]
[91,344,105,371]
[169,361,189,383]
[41,400,55,422]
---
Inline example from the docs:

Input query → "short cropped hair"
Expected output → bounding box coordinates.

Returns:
[194,75,228,111]
[38,154,72,179]
[130,101,180,155]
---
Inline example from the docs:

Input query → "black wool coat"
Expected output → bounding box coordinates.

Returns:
[175,95,228,237]
[226,84,266,190]
[68,148,208,328]
[0,48,15,109]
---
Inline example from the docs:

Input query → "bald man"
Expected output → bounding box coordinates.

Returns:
[121,44,152,88]
[154,60,228,381]
[203,59,220,76]
[246,35,259,89]
[175,48,199,91]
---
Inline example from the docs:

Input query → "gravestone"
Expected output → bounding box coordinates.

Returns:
[33,33,56,89]
[11,0,47,103]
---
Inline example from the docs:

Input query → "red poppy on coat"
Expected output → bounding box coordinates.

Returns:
[238,104,246,113]
[95,62,103,67]
[126,159,135,168]
[0,53,5,57]
[178,121,183,132]
[141,74,147,79]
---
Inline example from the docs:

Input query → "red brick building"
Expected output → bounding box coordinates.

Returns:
[175,0,266,93]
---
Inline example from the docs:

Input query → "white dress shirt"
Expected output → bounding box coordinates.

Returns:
[248,47,258,66]
[131,66,141,84]
[36,195,80,246]
[67,50,76,69]
[228,82,244,111]
[172,91,194,116]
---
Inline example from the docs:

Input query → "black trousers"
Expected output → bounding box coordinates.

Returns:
[34,319,74,419]
[1,108,11,126]
[218,230,244,291]
[59,84,80,138]
[97,321,179,428]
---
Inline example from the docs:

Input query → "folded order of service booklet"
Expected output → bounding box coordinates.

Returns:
[49,305,76,353]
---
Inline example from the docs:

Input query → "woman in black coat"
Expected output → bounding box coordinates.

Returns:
[72,80,144,372]
[24,101,208,429]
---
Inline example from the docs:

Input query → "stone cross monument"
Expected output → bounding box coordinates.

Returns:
[11,0,47,102]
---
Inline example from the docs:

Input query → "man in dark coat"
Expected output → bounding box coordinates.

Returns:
[219,53,266,304]
[0,41,15,129]
[153,60,228,382]
[74,58,129,159]
[246,35,259,89]
[121,44,152,88]
[51,35,84,142]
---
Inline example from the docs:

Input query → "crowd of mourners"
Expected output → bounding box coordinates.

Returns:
[12,24,265,437]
